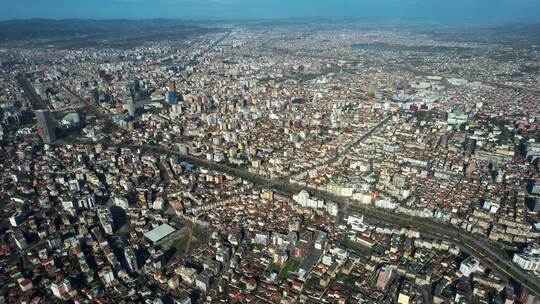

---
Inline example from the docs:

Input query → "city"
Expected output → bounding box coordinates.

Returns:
[0,8,540,304]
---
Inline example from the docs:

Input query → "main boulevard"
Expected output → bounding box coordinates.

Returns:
[18,34,540,294]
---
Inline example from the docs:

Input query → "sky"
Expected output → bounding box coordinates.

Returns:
[2,0,540,23]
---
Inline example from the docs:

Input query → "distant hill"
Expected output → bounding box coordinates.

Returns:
[0,19,220,47]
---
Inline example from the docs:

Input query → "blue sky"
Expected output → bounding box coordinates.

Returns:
[2,0,540,22]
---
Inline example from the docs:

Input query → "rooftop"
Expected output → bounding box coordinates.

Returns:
[144,224,176,243]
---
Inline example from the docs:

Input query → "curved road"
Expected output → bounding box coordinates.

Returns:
[113,141,540,296]
[41,27,539,296]
[56,102,540,297]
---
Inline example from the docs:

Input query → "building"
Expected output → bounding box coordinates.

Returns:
[175,296,191,304]
[526,141,540,162]
[166,80,178,105]
[165,80,178,105]
[460,257,480,277]
[447,107,468,126]
[166,91,178,105]
[347,214,367,232]
[13,230,28,250]
[513,244,540,271]
[293,190,324,209]
[144,224,176,244]
[91,88,100,105]
[195,271,211,292]
[376,265,393,290]
[151,249,164,269]
[254,231,270,246]
[513,253,540,271]
[168,80,176,92]
[97,206,114,234]
[114,196,129,210]
[374,198,397,209]
[124,247,139,273]
[99,266,115,285]
[398,293,411,304]
[35,109,56,144]
[9,212,26,227]
[61,112,81,127]
[50,279,72,299]
[314,231,327,250]
[18,278,33,292]
[126,99,136,116]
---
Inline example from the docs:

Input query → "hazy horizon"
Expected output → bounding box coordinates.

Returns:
[2,0,540,23]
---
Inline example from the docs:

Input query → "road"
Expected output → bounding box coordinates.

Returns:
[60,138,540,300]
[80,140,540,296]
[17,74,48,111]
[308,188,539,293]
[282,114,393,183]
[142,145,540,296]
[188,31,231,67]
[29,28,539,296]
[55,132,540,297]
[51,87,540,299]
[421,286,433,304]
[277,50,540,94]
[59,83,110,120]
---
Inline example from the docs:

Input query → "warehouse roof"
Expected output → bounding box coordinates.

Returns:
[144,224,176,243]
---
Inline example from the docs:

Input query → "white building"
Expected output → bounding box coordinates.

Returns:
[374,198,396,209]
[293,190,324,209]
[99,266,115,285]
[153,197,165,210]
[125,247,139,273]
[352,192,372,204]
[254,231,270,246]
[9,212,26,227]
[51,279,71,299]
[347,215,368,232]
[114,196,129,210]
[513,254,540,271]
[460,257,480,277]
[326,202,339,216]
[513,244,540,271]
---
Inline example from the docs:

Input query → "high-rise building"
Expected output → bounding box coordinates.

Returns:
[126,99,136,116]
[124,247,139,273]
[166,80,179,105]
[152,249,164,269]
[166,91,178,105]
[35,109,56,144]
[168,80,176,92]
[92,88,100,105]
[133,79,140,92]
[125,84,132,97]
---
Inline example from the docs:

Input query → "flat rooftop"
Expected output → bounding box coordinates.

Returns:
[144,224,176,243]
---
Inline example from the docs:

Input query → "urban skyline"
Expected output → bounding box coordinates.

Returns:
[0,6,539,304]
